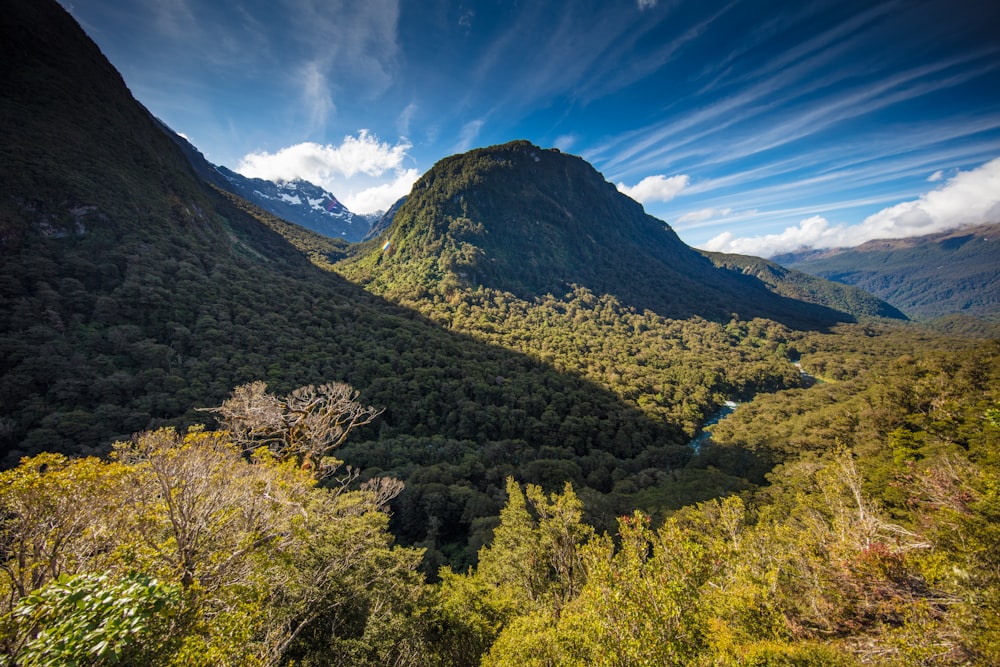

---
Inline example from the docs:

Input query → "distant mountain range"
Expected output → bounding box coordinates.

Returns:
[161,127,376,242]
[215,165,379,243]
[774,223,1000,322]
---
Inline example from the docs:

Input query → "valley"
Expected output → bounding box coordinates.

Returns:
[1,1,999,664]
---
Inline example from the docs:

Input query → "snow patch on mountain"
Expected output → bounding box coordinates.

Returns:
[214,168,371,242]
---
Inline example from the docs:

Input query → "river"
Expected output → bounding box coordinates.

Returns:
[689,360,819,453]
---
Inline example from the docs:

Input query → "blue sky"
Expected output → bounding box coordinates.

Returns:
[60,0,1000,256]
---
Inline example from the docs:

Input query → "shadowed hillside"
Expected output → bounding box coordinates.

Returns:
[0,0,785,571]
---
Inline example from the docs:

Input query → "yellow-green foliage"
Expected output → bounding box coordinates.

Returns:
[0,427,425,666]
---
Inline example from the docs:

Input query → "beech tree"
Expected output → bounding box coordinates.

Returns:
[206,381,383,476]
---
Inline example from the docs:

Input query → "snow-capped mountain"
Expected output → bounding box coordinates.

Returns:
[154,124,375,242]
[215,166,373,242]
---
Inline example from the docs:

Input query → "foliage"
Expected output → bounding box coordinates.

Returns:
[5,5,1000,664]
[701,250,906,320]
[339,140,860,329]
[3,572,183,667]
[0,415,425,666]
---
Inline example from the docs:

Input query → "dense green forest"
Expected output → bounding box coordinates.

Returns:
[3,332,998,665]
[3,1,1000,664]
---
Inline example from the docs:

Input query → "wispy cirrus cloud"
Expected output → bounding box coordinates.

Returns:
[288,0,400,99]
[299,60,336,131]
[553,134,578,151]
[457,0,692,128]
[455,119,485,153]
[592,5,999,190]
[676,207,733,224]
[703,157,1000,256]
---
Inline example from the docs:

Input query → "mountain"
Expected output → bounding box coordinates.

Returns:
[2,0,799,568]
[161,127,373,242]
[214,166,373,242]
[7,6,1000,661]
[362,195,407,241]
[339,141,899,328]
[700,251,907,320]
[0,0,662,460]
[774,223,1000,322]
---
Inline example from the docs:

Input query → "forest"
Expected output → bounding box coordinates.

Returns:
[2,326,998,666]
[2,2,999,662]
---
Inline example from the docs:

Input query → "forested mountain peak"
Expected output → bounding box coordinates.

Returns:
[340,141,890,328]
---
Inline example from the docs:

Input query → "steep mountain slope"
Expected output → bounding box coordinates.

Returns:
[774,224,1000,321]
[0,0,665,469]
[340,141,892,328]
[3,0,805,569]
[214,164,374,242]
[363,195,407,241]
[701,251,907,320]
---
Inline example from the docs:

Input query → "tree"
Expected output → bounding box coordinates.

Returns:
[205,381,383,475]
[0,407,421,666]
[0,453,131,613]
[476,478,593,614]
[111,426,313,592]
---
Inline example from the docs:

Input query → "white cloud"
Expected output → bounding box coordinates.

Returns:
[703,157,1000,257]
[927,169,944,182]
[553,134,578,152]
[343,168,420,213]
[703,216,850,257]
[617,174,690,203]
[236,130,418,214]
[676,207,733,224]
[300,60,336,131]
[455,119,485,152]
[637,0,658,10]
[238,130,410,180]
[396,103,417,137]
[860,157,1000,237]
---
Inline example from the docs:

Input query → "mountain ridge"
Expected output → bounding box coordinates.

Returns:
[775,223,1000,322]
[2,0,785,565]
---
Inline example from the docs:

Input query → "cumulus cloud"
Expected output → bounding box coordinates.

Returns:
[703,216,851,257]
[927,169,944,182]
[343,168,420,213]
[238,130,409,180]
[617,174,690,203]
[703,157,1000,257]
[236,130,418,213]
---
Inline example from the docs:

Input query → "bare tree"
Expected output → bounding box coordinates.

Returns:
[205,381,383,476]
